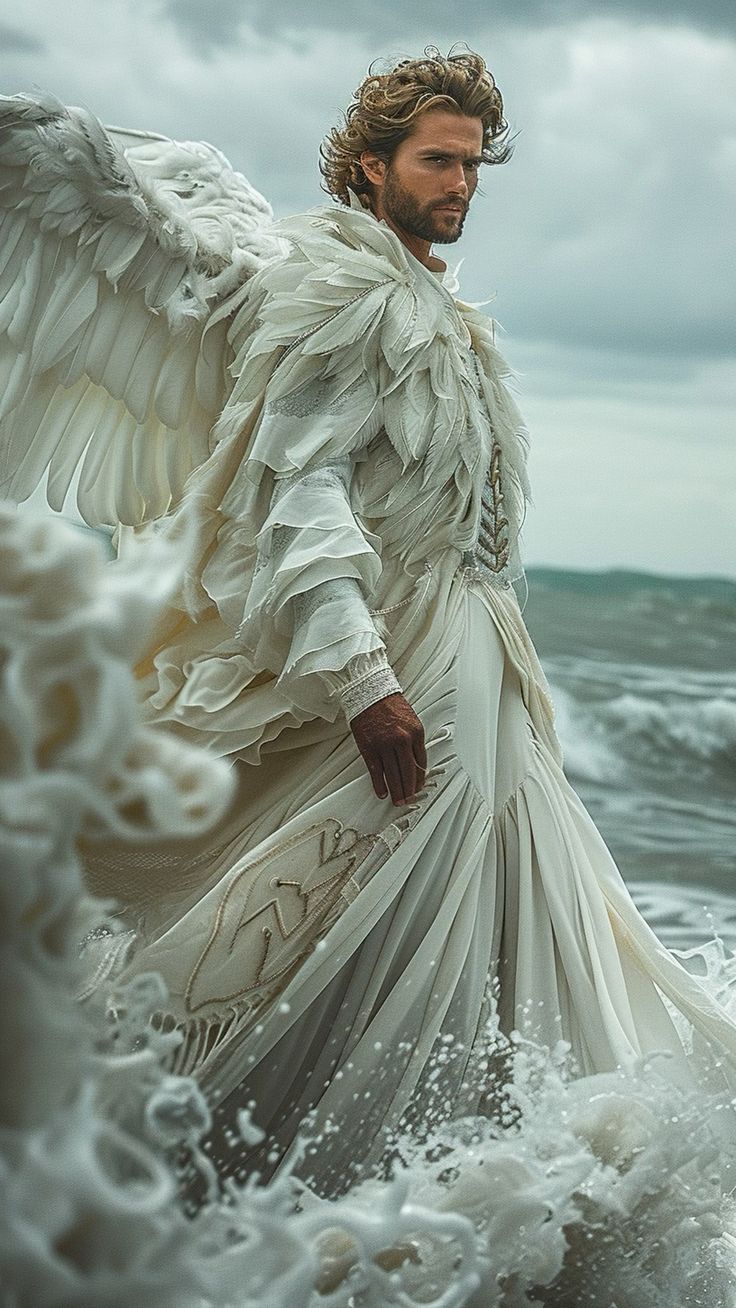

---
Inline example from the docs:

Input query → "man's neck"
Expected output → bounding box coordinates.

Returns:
[383,215,447,274]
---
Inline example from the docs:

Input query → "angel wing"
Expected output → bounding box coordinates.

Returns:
[0,92,286,526]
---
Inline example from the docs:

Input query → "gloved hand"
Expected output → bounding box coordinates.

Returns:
[350,692,427,806]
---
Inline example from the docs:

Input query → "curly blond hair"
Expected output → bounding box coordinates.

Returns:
[320,46,512,205]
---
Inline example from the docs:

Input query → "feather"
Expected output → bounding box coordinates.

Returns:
[163,421,195,505]
[143,253,190,310]
[46,383,103,510]
[109,409,147,524]
[0,346,32,422]
[82,289,136,386]
[6,229,45,346]
[44,178,86,219]
[118,235,169,295]
[153,343,195,430]
[90,220,147,283]
[195,314,229,414]
[0,224,34,324]
[0,90,295,525]
[52,202,90,242]
[121,314,173,424]
[76,397,124,524]
[25,378,93,504]
[54,305,103,392]
[102,298,158,404]
[33,232,66,321]
[0,211,25,280]
[31,265,99,373]
[5,373,63,497]
[300,286,390,357]
[131,417,169,515]
[380,285,417,366]
[188,402,212,469]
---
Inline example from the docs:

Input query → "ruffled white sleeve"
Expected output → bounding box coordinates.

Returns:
[198,219,425,726]
[236,452,402,723]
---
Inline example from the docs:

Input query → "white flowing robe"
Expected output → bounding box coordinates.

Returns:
[85,201,736,1198]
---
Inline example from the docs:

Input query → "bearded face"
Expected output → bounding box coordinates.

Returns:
[380,163,469,245]
[362,108,483,251]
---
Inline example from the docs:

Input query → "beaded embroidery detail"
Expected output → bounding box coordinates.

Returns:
[458,345,513,587]
[265,374,368,420]
[337,662,402,722]
[462,442,511,586]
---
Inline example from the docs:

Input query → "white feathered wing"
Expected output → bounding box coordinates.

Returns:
[0,92,285,526]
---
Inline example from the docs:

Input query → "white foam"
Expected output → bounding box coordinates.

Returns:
[604,691,736,764]
[548,667,736,783]
[4,507,736,1307]
[547,681,626,783]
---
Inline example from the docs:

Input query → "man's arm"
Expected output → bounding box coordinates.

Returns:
[218,217,435,796]
[248,465,427,807]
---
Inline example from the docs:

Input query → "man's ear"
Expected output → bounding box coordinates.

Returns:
[359,151,387,187]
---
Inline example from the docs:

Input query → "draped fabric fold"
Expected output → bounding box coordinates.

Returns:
[88,574,736,1203]
[236,460,387,700]
[82,200,736,1203]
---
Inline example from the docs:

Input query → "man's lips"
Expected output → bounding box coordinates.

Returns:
[435,204,465,215]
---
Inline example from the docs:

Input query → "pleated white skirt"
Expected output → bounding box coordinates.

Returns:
[88,572,736,1199]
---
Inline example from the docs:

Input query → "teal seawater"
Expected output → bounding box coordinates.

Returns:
[524,568,736,951]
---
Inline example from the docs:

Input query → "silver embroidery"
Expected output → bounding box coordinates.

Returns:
[264,523,298,569]
[183,818,380,1017]
[463,443,512,586]
[265,375,369,419]
[337,663,402,722]
[271,458,351,502]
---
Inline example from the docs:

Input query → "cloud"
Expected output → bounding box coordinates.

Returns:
[85,14,730,369]
[1,0,733,572]
[511,339,735,575]
[162,0,736,52]
[452,21,736,360]
[0,21,45,51]
[519,366,735,575]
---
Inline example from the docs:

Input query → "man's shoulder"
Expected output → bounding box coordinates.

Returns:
[270,202,416,286]
[228,208,400,369]
[231,200,454,389]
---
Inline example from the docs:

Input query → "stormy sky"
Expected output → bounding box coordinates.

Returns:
[2,0,735,576]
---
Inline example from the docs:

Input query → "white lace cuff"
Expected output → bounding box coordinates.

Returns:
[326,649,402,724]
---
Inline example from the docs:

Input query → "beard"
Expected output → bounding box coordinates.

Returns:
[381,167,468,245]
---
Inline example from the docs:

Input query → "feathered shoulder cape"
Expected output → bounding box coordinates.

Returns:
[179,200,532,607]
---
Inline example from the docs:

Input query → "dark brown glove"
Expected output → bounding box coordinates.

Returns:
[350,692,427,806]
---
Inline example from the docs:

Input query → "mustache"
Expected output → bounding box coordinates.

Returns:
[432,200,468,214]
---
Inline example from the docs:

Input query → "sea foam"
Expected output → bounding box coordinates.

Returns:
[3,507,736,1307]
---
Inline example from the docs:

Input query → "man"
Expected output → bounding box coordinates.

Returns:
[323,82,491,810]
[98,48,736,1202]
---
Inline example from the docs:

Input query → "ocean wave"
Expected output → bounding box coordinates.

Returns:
[551,682,736,782]
[631,881,736,951]
[602,691,736,765]
[548,685,625,784]
[626,588,736,625]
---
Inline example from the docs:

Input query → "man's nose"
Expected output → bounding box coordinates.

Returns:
[446,161,469,197]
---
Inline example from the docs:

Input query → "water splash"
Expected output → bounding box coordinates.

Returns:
[3,504,736,1306]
